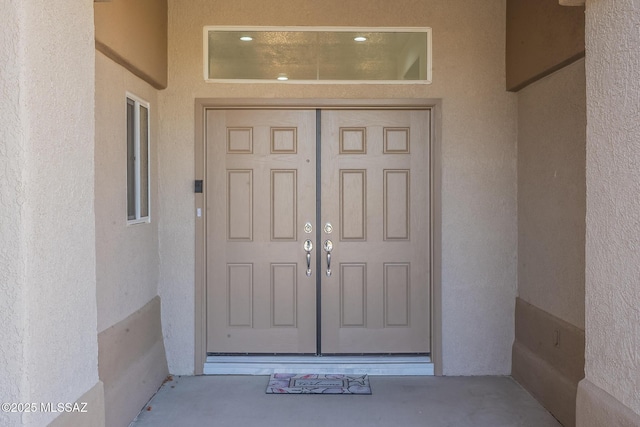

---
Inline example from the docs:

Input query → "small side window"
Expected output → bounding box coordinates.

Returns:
[126,94,150,223]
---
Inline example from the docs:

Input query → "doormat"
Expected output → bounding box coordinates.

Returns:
[266,374,371,394]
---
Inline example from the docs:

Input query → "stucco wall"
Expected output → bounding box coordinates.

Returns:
[94,0,168,89]
[517,58,586,329]
[506,0,585,91]
[95,51,160,334]
[0,0,101,425]
[582,0,640,418]
[159,0,517,375]
[0,1,27,424]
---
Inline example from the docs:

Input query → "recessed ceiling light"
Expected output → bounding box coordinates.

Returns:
[354,36,367,42]
[240,36,253,41]
[277,74,289,81]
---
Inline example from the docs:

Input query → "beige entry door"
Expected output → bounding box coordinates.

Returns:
[206,109,317,353]
[320,110,430,353]
[205,108,430,355]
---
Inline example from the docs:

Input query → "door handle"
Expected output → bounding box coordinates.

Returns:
[303,239,313,277]
[323,239,333,277]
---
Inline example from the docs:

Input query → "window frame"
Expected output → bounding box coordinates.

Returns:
[126,92,151,225]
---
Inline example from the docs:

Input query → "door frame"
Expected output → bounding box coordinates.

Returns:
[194,98,442,375]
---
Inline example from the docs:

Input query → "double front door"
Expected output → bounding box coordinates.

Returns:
[206,108,430,355]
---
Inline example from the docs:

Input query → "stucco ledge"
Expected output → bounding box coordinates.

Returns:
[576,379,640,427]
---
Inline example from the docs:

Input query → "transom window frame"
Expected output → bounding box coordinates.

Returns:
[203,26,433,84]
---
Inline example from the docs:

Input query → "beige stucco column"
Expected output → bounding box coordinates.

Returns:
[0,1,104,426]
[0,1,28,422]
[576,0,640,425]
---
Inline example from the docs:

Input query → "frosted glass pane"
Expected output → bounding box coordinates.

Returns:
[127,99,136,220]
[139,106,149,218]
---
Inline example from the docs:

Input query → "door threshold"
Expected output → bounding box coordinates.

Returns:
[204,355,433,376]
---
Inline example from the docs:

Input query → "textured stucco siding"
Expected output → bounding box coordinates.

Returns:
[94,0,168,89]
[159,0,517,375]
[0,1,27,425]
[1,0,101,425]
[517,58,586,329]
[506,0,585,91]
[584,0,640,418]
[95,51,160,333]
[22,0,99,424]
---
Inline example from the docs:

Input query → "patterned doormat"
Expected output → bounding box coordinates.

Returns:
[266,374,371,394]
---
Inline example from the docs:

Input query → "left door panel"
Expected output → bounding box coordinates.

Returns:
[206,109,317,354]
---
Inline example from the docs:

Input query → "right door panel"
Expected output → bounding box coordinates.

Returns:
[320,109,431,354]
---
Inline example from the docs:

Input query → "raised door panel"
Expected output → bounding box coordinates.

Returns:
[271,170,297,241]
[340,170,367,241]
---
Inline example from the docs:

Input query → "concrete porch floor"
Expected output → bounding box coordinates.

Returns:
[130,375,562,427]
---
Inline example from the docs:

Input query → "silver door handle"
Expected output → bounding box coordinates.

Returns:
[303,239,313,277]
[323,239,333,277]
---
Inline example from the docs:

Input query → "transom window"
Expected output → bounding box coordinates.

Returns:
[204,27,432,83]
